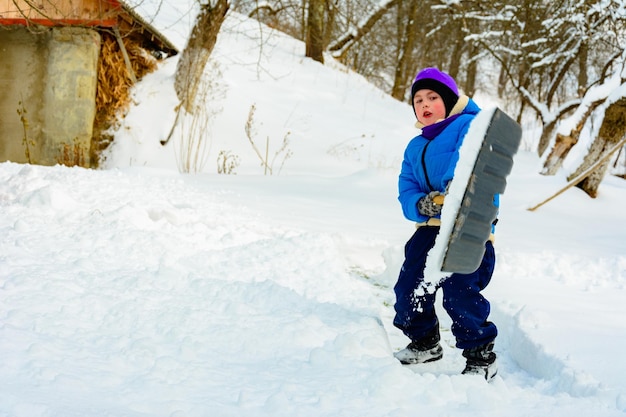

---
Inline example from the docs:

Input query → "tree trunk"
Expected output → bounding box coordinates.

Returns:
[161,0,229,145]
[464,45,478,97]
[447,23,465,82]
[536,116,556,157]
[541,99,604,175]
[578,41,588,95]
[174,0,229,113]
[541,132,578,175]
[390,0,419,101]
[322,0,336,49]
[497,58,509,98]
[570,97,626,197]
[306,0,325,63]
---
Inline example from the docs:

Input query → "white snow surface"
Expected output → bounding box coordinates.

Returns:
[2,11,626,417]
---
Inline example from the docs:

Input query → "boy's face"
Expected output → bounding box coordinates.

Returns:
[413,89,446,127]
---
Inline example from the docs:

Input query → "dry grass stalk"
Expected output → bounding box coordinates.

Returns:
[58,142,86,167]
[91,31,158,166]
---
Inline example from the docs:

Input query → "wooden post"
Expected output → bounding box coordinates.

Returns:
[113,26,137,84]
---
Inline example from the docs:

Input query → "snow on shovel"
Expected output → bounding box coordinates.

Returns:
[421,107,522,290]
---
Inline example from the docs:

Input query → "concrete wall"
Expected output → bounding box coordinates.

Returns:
[0,26,100,167]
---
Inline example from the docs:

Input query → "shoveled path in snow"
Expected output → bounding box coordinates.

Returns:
[1,163,624,416]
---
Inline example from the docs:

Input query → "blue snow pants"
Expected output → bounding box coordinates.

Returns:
[393,226,497,350]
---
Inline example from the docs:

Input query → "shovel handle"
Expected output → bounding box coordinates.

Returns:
[432,195,445,205]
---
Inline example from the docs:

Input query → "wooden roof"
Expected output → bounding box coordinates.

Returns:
[0,0,178,55]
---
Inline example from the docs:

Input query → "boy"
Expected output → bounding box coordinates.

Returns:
[393,67,498,381]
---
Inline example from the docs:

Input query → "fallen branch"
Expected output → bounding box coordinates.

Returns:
[528,135,626,211]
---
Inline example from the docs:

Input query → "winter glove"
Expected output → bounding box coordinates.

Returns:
[417,191,444,217]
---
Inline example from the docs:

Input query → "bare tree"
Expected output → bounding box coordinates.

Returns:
[328,0,399,60]
[162,0,229,146]
[240,0,307,40]
[465,0,624,157]
[305,0,325,63]
[569,97,626,197]
[236,0,626,194]
[389,0,418,101]
[175,0,230,112]
[541,98,604,175]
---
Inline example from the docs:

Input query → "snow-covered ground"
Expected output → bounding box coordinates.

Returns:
[1,11,626,417]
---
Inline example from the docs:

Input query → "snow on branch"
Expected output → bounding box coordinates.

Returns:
[328,0,398,58]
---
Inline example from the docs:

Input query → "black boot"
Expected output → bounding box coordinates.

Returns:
[394,326,443,365]
[462,342,497,381]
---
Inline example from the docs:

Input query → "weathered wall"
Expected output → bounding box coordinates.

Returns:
[0,26,100,166]
[0,0,116,23]
[0,28,46,163]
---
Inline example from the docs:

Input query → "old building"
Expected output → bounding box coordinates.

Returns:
[0,0,178,167]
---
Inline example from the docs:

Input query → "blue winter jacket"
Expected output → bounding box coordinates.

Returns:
[399,96,484,223]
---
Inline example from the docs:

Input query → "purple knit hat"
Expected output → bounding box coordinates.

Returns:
[410,67,459,117]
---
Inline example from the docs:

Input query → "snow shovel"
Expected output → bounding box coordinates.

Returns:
[425,107,522,279]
